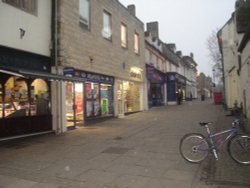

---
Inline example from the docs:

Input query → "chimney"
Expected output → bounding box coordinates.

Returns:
[176,51,182,57]
[166,43,176,52]
[190,52,194,59]
[127,5,136,16]
[146,21,159,39]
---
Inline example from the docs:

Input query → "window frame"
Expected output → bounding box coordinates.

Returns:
[102,10,112,41]
[134,32,140,54]
[121,23,128,48]
[2,0,38,15]
[79,0,90,29]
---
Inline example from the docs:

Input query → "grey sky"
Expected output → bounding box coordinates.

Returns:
[119,0,236,76]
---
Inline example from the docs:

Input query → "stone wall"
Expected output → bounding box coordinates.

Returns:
[57,0,145,81]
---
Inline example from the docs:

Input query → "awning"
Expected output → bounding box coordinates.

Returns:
[0,68,85,82]
[0,69,25,77]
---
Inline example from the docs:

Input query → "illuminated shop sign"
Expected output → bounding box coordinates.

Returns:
[146,65,164,83]
[130,67,142,81]
[167,72,186,84]
[63,68,114,84]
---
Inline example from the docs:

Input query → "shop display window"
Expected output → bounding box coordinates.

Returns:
[121,81,140,113]
[86,83,101,117]
[31,79,49,115]
[65,82,74,126]
[4,76,29,118]
[128,82,140,112]
[100,84,113,116]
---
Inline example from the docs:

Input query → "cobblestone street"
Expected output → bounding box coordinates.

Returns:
[0,100,249,188]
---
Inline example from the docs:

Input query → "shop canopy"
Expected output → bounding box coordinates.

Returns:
[0,68,85,82]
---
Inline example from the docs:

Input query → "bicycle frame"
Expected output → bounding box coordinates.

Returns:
[204,125,238,160]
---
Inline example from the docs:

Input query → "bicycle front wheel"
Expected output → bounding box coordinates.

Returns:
[228,135,250,165]
[180,133,209,163]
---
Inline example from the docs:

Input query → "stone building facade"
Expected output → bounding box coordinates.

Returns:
[54,0,146,130]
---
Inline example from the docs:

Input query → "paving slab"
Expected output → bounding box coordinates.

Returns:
[0,100,249,188]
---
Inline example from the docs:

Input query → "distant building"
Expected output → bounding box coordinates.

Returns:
[145,23,166,108]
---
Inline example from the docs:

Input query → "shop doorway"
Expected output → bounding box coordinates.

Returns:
[65,82,84,128]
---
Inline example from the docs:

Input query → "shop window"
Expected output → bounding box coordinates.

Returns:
[100,84,113,116]
[31,79,49,115]
[125,82,140,113]
[86,83,101,117]
[4,76,29,118]
[65,82,74,127]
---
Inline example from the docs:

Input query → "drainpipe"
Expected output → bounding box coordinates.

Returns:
[52,0,62,134]
[56,0,63,134]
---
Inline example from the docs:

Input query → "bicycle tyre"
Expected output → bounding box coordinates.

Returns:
[228,135,250,165]
[179,133,209,163]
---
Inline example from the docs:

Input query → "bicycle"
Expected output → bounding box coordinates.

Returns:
[179,119,250,165]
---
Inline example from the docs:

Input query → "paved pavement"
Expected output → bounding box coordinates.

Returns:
[0,99,249,188]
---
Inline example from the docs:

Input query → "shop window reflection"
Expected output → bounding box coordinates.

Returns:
[4,76,28,118]
[31,79,49,115]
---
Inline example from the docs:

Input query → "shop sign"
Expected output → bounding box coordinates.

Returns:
[167,73,186,84]
[146,66,164,83]
[63,68,75,77]
[64,68,114,84]
[169,75,175,81]
[0,46,50,71]
[130,67,142,81]
[175,74,186,84]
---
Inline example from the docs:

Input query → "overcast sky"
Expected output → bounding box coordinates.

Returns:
[119,0,236,76]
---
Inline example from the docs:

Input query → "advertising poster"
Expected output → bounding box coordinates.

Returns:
[86,101,93,117]
[75,97,83,114]
[94,101,100,116]
[93,84,99,99]
[86,83,92,100]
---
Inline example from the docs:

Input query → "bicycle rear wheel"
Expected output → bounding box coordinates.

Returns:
[228,135,250,165]
[180,133,209,163]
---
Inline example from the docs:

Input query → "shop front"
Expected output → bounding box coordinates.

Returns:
[0,47,53,139]
[64,68,114,128]
[146,65,165,108]
[117,67,143,116]
[166,72,186,105]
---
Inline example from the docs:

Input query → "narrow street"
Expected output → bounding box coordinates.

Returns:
[0,100,249,188]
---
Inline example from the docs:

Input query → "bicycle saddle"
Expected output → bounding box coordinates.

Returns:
[199,122,213,126]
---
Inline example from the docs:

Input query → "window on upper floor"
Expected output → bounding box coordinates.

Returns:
[121,23,127,48]
[102,10,112,40]
[79,0,90,29]
[134,32,139,54]
[3,0,37,15]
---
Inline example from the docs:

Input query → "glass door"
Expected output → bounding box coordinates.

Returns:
[75,83,84,126]
[65,82,84,128]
